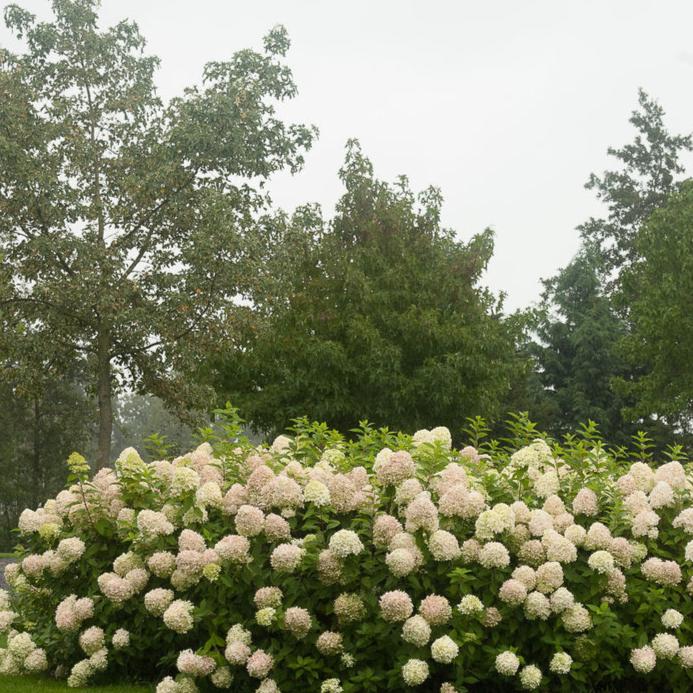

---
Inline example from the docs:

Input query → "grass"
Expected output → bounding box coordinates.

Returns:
[0,552,17,558]
[0,675,152,691]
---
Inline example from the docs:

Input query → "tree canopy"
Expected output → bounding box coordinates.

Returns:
[530,245,638,444]
[618,180,693,432]
[0,2,690,487]
[579,88,692,278]
[212,141,528,437]
[532,90,691,446]
[0,0,315,465]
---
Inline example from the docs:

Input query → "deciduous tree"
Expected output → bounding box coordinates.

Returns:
[0,0,315,465]
[619,180,693,433]
[579,89,691,278]
[213,141,527,437]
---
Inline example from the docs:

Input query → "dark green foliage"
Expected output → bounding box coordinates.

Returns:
[211,141,528,438]
[618,180,693,433]
[531,91,691,448]
[0,372,93,551]
[530,246,639,445]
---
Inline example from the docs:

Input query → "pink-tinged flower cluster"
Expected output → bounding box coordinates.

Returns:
[641,557,682,586]
[246,649,274,678]
[386,547,417,576]
[162,600,195,634]
[673,508,693,533]
[404,493,440,533]
[572,488,598,516]
[270,543,304,573]
[79,626,104,655]
[630,645,656,673]
[235,505,265,537]
[215,534,251,563]
[418,595,452,625]
[147,551,176,578]
[137,509,174,537]
[478,542,510,569]
[284,606,312,639]
[55,595,93,632]
[374,450,416,486]
[316,630,343,655]
[177,649,216,677]
[379,591,414,622]
[112,629,129,649]
[97,569,147,603]
[144,588,175,616]
[498,578,527,605]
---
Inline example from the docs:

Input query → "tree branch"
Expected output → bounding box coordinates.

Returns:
[114,169,200,283]
[0,296,91,328]
[111,273,219,356]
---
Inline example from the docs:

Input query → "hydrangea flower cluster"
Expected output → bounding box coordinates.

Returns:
[2,429,692,691]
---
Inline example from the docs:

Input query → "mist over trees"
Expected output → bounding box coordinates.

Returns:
[1,1,691,548]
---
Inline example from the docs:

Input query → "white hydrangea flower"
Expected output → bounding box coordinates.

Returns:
[660,608,683,629]
[320,679,343,693]
[112,629,130,649]
[430,426,452,449]
[255,607,276,627]
[519,664,542,690]
[685,540,693,563]
[304,480,331,506]
[495,651,520,676]
[587,550,615,574]
[270,435,292,453]
[401,658,429,686]
[329,530,364,558]
[431,635,459,664]
[549,652,572,674]
[401,615,431,647]
[651,633,679,659]
[630,645,656,673]
[458,595,484,615]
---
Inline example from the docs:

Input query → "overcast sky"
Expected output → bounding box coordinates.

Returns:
[3,1,693,311]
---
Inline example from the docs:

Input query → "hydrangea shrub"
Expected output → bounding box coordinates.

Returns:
[1,414,692,692]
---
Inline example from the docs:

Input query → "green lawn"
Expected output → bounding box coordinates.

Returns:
[0,552,17,558]
[0,675,152,691]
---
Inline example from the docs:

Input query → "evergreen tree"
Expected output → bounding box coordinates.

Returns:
[532,246,638,444]
[580,89,691,278]
[532,90,691,445]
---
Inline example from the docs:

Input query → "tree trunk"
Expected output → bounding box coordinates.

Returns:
[32,398,42,507]
[96,326,112,468]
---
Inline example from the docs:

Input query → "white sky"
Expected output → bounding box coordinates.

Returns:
[3,0,693,311]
